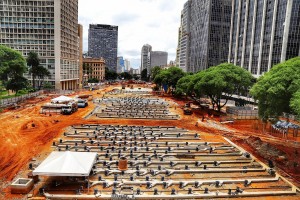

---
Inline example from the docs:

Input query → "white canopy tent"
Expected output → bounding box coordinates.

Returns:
[33,151,97,177]
[51,96,73,104]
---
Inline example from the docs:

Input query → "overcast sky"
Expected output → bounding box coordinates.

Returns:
[78,0,186,69]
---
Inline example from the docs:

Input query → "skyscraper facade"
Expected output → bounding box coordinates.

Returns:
[117,56,125,73]
[178,1,191,72]
[88,24,118,72]
[140,44,152,73]
[0,0,80,90]
[148,51,168,76]
[189,0,232,72]
[229,0,300,76]
[176,0,232,73]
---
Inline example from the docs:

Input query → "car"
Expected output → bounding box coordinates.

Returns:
[77,99,88,108]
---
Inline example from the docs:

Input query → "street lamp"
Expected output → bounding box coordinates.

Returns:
[83,74,88,86]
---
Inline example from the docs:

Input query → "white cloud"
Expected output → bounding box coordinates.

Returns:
[78,0,186,68]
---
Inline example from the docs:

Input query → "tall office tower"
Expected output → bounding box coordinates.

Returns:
[148,51,168,76]
[88,24,118,72]
[78,24,83,88]
[178,1,191,72]
[188,0,232,73]
[229,0,300,77]
[140,44,152,73]
[124,59,131,72]
[117,56,125,73]
[0,0,80,90]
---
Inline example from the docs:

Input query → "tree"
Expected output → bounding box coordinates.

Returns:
[88,78,99,83]
[175,74,195,97]
[141,68,148,82]
[194,63,254,112]
[105,67,118,80]
[36,65,50,89]
[153,67,185,90]
[250,57,300,121]
[6,74,29,93]
[0,45,27,81]
[290,90,300,119]
[43,82,54,90]
[150,66,161,80]
[26,52,50,89]
[119,72,133,80]
[133,74,139,80]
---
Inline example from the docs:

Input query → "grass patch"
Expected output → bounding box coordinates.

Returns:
[0,89,29,100]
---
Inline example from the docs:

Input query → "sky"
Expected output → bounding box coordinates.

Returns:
[78,0,186,69]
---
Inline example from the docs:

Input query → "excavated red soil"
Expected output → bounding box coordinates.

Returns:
[0,85,299,199]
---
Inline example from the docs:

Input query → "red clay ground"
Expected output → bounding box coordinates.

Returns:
[0,85,299,199]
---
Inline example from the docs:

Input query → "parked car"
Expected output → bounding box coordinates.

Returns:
[77,99,88,108]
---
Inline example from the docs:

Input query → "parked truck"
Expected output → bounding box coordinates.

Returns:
[61,102,78,115]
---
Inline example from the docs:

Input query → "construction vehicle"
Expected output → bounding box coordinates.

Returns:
[61,102,78,115]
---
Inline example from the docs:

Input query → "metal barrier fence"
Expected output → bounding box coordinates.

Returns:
[0,90,44,108]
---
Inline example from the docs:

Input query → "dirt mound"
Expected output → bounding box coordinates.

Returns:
[246,136,286,159]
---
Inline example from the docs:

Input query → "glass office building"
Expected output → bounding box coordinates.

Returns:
[88,24,118,72]
[229,0,300,77]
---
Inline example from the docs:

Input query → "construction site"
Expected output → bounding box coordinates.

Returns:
[0,83,299,199]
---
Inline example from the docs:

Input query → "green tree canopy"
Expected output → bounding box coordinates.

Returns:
[6,74,29,93]
[153,67,185,89]
[141,68,148,82]
[88,78,99,83]
[290,90,300,119]
[119,72,133,80]
[26,51,50,89]
[194,63,254,112]
[250,57,300,120]
[150,66,161,80]
[105,67,118,80]
[0,45,27,81]
[175,73,204,97]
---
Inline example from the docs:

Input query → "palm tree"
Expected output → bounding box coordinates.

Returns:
[26,52,40,89]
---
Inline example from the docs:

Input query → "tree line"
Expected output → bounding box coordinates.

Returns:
[151,58,300,121]
[0,45,51,94]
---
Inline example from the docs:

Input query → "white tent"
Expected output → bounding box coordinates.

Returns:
[51,96,73,103]
[33,151,97,176]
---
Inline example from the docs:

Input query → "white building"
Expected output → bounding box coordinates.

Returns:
[124,59,131,72]
[140,44,152,73]
[0,0,80,90]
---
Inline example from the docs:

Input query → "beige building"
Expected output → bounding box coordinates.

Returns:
[83,58,106,82]
[0,0,80,90]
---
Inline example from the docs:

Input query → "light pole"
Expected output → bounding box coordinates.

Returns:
[83,74,88,87]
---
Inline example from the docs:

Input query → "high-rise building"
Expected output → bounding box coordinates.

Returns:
[78,24,83,88]
[124,59,131,72]
[148,51,168,75]
[140,44,152,73]
[177,0,232,73]
[117,56,125,73]
[0,0,80,90]
[88,24,118,72]
[189,0,232,72]
[178,1,191,72]
[228,0,300,77]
